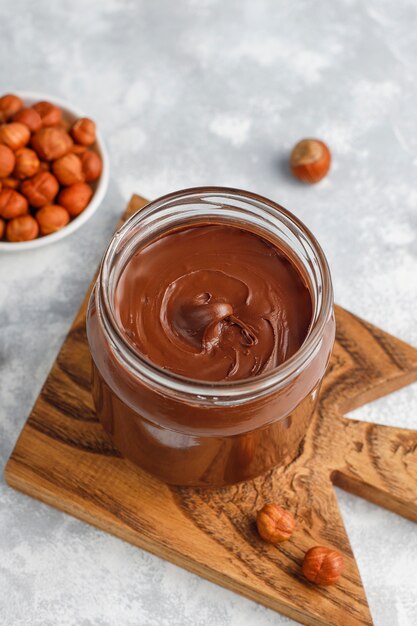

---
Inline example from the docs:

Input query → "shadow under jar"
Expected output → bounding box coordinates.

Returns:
[86,187,335,487]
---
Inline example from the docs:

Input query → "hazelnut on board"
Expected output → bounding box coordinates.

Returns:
[302,546,345,586]
[6,214,39,241]
[290,139,331,184]
[256,503,295,544]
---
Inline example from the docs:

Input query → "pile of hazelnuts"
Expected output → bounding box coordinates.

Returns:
[0,93,102,242]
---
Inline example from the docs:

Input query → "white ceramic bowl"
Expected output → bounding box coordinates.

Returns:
[0,91,109,251]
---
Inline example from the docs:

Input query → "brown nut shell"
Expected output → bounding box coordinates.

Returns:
[0,217,5,239]
[302,546,345,586]
[0,94,23,123]
[21,171,59,208]
[71,118,96,146]
[1,177,20,190]
[52,153,84,186]
[0,189,29,219]
[256,503,295,544]
[33,101,62,127]
[290,139,331,184]
[0,145,15,178]
[31,127,73,161]
[6,214,39,242]
[36,204,70,236]
[80,150,102,182]
[0,122,31,151]
[58,182,93,217]
[12,107,43,132]
[14,148,40,180]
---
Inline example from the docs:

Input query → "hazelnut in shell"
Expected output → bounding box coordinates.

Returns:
[0,122,31,151]
[80,150,102,182]
[33,101,62,127]
[14,148,40,180]
[59,182,93,217]
[0,94,23,123]
[36,204,70,235]
[21,171,59,208]
[290,139,331,184]
[302,546,345,586]
[0,217,5,239]
[12,107,43,132]
[1,177,20,190]
[0,189,28,219]
[71,118,96,146]
[31,127,73,161]
[71,144,87,156]
[6,214,39,242]
[256,503,295,544]
[0,144,15,178]
[52,153,84,186]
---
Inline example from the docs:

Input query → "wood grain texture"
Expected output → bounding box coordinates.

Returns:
[5,194,417,626]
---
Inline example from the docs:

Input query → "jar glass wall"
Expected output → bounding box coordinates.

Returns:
[86,187,335,487]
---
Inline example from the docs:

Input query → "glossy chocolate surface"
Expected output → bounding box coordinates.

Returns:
[114,224,312,381]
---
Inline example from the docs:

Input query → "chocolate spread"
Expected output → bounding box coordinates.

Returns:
[87,203,335,487]
[114,224,312,382]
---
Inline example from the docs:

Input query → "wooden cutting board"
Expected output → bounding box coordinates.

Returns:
[5,195,417,626]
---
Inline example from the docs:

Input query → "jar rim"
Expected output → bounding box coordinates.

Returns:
[97,186,333,402]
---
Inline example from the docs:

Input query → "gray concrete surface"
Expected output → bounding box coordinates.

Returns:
[1,1,416,624]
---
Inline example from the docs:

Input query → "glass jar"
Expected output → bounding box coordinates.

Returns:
[86,187,335,487]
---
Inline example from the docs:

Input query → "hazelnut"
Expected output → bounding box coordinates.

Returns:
[52,153,84,186]
[31,127,73,161]
[12,107,42,132]
[0,217,5,239]
[21,171,59,208]
[1,177,20,190]
[0,122,31,151]
[59,182,93,217]
[71,117,96,146]
[0,144,15,178]
[71,144,87,156]
[6,214,39,242]
[33,101,62,127]
[80,150,102,182]
[290,139,331,184]
[302,546,345,586]
[256,503,295,544]
[0,94,23,123]
[14,148,40,179]
[36,204,70,235]
[0,188,28,219]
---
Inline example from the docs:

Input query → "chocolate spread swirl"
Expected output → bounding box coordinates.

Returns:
[114,224,312,381]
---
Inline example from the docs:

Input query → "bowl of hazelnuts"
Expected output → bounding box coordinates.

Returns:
[0,91,109,250]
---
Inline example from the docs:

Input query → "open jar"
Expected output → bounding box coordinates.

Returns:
[86,187,335,487]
